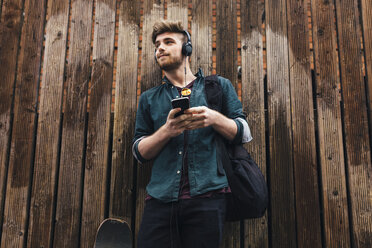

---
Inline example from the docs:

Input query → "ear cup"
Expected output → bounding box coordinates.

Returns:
[182,30,192,56]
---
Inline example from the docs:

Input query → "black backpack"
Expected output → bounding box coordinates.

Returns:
[204,75,268,221]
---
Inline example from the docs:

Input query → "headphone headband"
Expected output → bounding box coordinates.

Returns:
[183,30,191,43]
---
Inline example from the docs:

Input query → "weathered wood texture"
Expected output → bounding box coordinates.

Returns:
[110,3,140,244]
[361,0,372,156]
[334,0,372,247]
[190,0,212,74]
[286,0,322,246]
[265,0,297,247]
[240,0,268,247]
[0,0,45,247]
[0,0,24,240]
[80,0,116,247]
[310,0,350,247]
[26,0,70,247]
[52,0,94,247]
[167,0,187,28]
[0,0,371,247]
[135,0,164,244]
[216,0,237,88]
[215,1,240,247]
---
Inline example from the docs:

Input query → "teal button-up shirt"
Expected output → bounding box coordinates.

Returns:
[133,69,250,202]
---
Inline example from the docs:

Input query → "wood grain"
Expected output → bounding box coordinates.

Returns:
[0,0,45,246]
[215,1,240,247]
[334,0,372,247]
[286,0,322,246]
[80,0,117,247]
[361,0,372,161]
[265,0,297,246]
[310,0,351,246]
[52,0,94,246]
[0,0,24,240]
[135,0,164,244]
[26,0,70,247]
[191,0,212,74]
[110,0,140,231]
[240,0,268,247]
[167,0,188,29]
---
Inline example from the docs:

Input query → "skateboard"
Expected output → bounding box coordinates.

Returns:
[94,218,132,248]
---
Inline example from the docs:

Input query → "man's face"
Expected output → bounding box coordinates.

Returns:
[154,32,184,71]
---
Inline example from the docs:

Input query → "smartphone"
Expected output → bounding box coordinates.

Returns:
[171,97,190,117]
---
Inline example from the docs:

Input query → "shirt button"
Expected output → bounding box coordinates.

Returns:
[179,151,182,155]
[177,170,181,174]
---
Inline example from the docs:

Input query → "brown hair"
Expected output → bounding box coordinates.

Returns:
[152,20,187,44]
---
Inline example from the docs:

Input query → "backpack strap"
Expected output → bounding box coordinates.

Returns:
[204,75,223,113]
[204,75,226,176]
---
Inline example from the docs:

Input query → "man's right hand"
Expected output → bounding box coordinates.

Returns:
[163,108,193,138]
[137,108,193,161]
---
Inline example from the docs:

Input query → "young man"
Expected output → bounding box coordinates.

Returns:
[132,20,252,248]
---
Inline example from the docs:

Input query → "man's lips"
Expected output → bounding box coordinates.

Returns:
[158,54,168,59]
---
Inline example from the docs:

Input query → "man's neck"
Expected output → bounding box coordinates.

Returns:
[164,64,196,88]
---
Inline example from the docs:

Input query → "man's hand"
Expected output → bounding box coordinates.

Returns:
[184,106,238,141]
[137,108,193,160]
[184,106,217,130]
[163,108,194,138]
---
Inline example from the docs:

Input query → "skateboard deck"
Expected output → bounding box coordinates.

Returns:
[94,218,132,248]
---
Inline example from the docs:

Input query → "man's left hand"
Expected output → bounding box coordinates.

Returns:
[184,106,217,130]
[184,106,238,141]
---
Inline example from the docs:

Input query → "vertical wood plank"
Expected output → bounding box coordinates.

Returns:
[0,0,24,238]
[286,0,322,246]
[334,0,372,247]
[265,0,297,246]
[80,0,116,247]
[215,1,240,247]
[135,0,164,243]
[52,0,94,247]
[240,0,268,247]
[361,0,372,152]
[0,0,45,246]
[26,0,70,247]
[167,0,188,28]
[190,0,212,74]
[110,0,140,226]
[310,0,351,246]
[216,0,237,87]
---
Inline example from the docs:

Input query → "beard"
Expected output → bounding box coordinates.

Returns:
[158,54,184,71]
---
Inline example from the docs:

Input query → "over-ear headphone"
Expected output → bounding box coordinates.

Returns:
[182,30,192,57]
[154,30,192,61]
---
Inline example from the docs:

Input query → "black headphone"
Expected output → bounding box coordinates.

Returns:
[182,30,192,57]
[154,30,192,61]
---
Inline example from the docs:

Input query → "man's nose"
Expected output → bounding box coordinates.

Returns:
[157,44,165,52]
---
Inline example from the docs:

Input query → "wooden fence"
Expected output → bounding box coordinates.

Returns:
[0,0,371,247]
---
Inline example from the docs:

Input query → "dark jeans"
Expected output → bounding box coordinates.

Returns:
[137,194,227,248]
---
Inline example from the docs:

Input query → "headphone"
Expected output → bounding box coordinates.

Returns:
[154,30,192,61]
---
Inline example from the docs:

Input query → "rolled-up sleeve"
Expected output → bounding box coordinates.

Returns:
[220,77,253,144]
[235,117,253,143]
[132,93,153,164]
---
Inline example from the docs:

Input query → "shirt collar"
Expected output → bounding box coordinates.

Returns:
[162,68,204,86]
